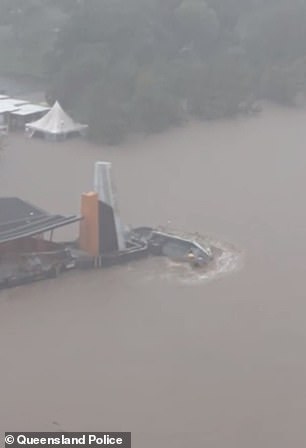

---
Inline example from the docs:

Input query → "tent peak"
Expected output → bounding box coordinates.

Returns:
[26,100,88,138]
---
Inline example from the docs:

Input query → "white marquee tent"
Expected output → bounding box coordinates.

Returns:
[26,101,88,140]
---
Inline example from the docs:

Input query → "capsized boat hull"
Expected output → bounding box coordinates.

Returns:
[130,227,212,266]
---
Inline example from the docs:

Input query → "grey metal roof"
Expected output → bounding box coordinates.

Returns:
[0,197,82,244]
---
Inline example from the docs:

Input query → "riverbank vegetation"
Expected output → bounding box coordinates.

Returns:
[1,0,306,144]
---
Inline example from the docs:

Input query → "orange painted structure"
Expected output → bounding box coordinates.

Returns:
[79,192,99,256]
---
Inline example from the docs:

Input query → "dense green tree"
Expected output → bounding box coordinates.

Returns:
[1,0,306,143]
[174,1,220,55]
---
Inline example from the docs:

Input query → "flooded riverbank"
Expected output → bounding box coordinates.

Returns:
[1,105,306,447]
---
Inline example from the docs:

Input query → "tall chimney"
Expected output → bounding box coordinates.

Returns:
[94,161,126,254]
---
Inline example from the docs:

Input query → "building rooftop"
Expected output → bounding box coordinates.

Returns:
[0,197,45,225]
[0,104,19,114]
[11,104,50,117]
[0,98,30,114]
[0,99,29,107]
[0,197,81,244]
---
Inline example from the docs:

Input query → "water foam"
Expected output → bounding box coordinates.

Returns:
[137,228,243,285]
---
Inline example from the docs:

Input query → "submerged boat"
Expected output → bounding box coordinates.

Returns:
[130,227,212,267]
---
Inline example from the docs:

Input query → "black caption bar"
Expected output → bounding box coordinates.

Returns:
[5,433,131,448]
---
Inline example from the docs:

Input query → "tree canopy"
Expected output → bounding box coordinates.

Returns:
[1,0,306,143]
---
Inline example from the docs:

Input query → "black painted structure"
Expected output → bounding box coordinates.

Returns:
[98,200,119,254]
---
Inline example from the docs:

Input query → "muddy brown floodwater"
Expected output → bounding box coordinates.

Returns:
[1,105,306,447]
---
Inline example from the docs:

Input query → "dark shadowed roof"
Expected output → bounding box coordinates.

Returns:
[0,197,46,225]
[0,197,81,244]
